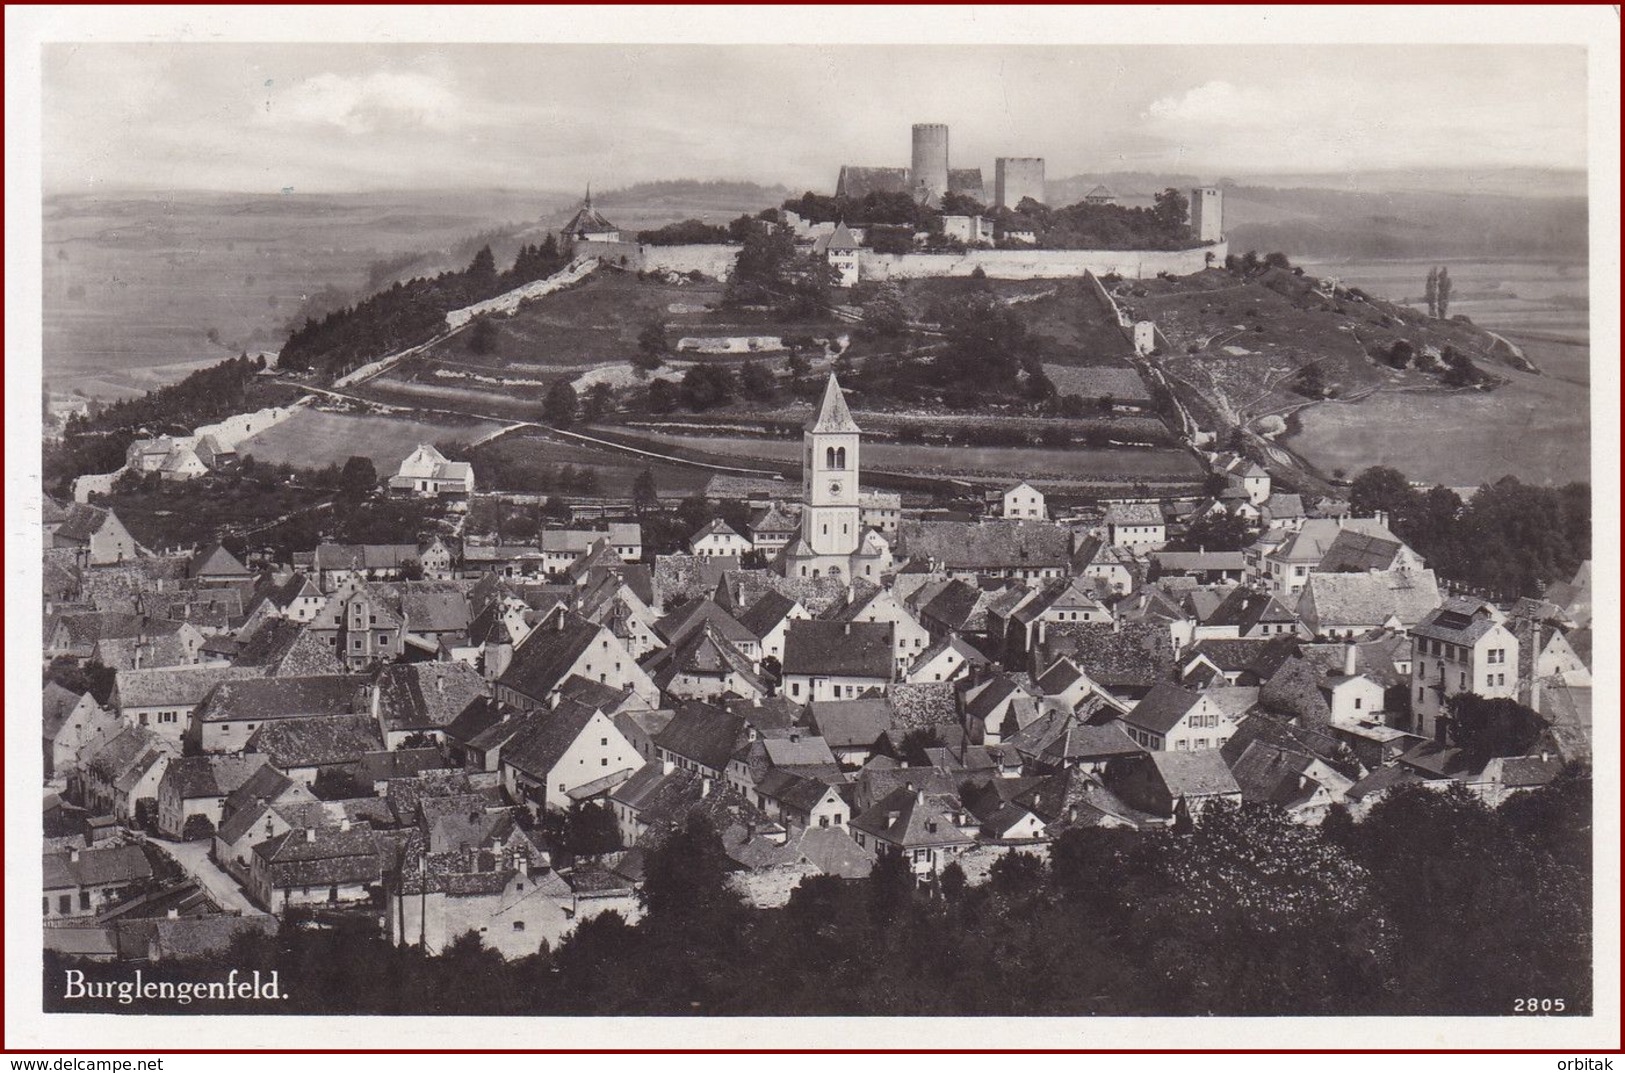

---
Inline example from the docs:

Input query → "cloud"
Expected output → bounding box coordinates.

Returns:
[1144,80,1280,128]
[261,69,462,134]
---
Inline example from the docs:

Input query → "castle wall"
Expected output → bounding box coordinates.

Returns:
[638,243,740,280]
[857,242,1226,282]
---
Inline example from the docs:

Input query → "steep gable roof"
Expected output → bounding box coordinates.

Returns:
[782,620,893,679]
[1124,683,1206,735]
[808,374,861,434]
[501,700,603,779]
[496,614,604,703]
[806,697,893,750]
[247,715,383,770]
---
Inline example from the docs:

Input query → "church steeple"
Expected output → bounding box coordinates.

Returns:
[808,373,861,434]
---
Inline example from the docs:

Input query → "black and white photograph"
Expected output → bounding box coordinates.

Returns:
[8,5,1617,1052]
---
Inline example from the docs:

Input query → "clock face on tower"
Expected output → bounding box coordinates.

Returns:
[828,480,843,496]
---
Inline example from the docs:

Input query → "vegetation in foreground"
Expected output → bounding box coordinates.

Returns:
[45,775,1590,1017]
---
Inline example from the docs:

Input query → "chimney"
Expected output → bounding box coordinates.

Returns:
[69,847,81,863]
[436,673,445,695]
[843,623,852,636]
[340,818,351,832]
[305,828,317,843]
[700,776,713,798]
[905,780,915,793]
[370,683,381,721]
[1344,642,1358,677]
[915,788,926,806]
[1529,673,1542,714]
[789,729,800,744]
[661,757,674,776]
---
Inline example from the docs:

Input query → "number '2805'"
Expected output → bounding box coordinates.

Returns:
[1513,997,1566,1013]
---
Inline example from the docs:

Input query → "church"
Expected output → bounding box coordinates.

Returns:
[783,374,892,581]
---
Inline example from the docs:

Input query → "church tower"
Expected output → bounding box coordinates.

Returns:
[786,374,863,579]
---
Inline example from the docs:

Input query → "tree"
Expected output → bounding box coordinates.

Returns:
[640,813,742,928]
[1446,694,1548,761]
[468,317,499,356]
[867,852,914,926]
[581,382,613,423]
[1153,187,1190,232]
[860,282,908,336]
[1425,267,1439,318]
[896,728,945,766]
[739,360,775,401]
[680,364,736,411]
[468,245,497,291]
[1294,363,1327,398]
[1170,510,1255,553]
[563,802,623,858]
[988,850,1046,898]
[544,381,578,427]
[398,558,425,582]
[939,861,967,902]
[338,455,378,499]
[181,814,216,841]
[647,378,677,414]
[635,323,668,372]
[1436,267,1452,320]
[632,467,660,516]
[1263,251,1292,270]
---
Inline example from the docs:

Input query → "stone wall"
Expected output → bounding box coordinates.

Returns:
[639,243,740,281]
[858,242,1225,282]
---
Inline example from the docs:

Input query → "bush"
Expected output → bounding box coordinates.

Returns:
[181,814,216,841]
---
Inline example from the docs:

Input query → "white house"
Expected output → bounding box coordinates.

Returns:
[1410,598,1520,741]
[1002,481,1046,520]
[389,444,475,499]
[1102,503,1166,550]
[1121,683,1239,752]
[688,520,752,558]
[499,701,644,813]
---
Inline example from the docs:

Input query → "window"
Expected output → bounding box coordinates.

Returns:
[1353,697,1362,710]
[513,921,526,932]
[601,738,608,746]
[59,895,72,914]
[1497,673,1506,686]
[601,758,608,767]
[79,891,91,910]
[378,633,389,644]
[1418,686,1425,702]
[352,639,362,650]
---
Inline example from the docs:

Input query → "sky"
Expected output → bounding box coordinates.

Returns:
[41,42,1588,195]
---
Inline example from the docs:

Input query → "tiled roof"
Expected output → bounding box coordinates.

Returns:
[55,504,118,543]
[783,620,893,679]
[1411,602,1502,645]
[644,624,767,696]
[232,619,343,676]
[496,614,602,703]
[807,374,861,433]
[653,702,749,771]
[198,674,367,723]
[737,590,800,639]
[373,663,489,733]
[254,826,383,887]
[1208,587,1299,630]
[163,755,266,802]
[1146,750,1242,798]
[248,715,383,770]
[1317,530,1406,573]
[899,519,1073,570]
[919,579,991,632]
[188,543,251,579]
[42,845,152,890]
[1186,637,1299,680]
[1257,657,1335,724]
[115,666,261,711]
[850,788,973,849]
[1039,621,1175,691]
[807,698,893,749]
[1125,683,1205,735]
[1102,503,1163,527]
[501,699,601,779]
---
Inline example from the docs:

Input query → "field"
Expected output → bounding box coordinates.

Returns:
[1294,259,1589,343]
[468,429,713,497]
[612,430,1202,485]
[234,407,504,472]
[1286,349,1589,487]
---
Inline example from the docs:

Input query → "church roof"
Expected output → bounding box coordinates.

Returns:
[561,189,618,236]
[807,374,861,434]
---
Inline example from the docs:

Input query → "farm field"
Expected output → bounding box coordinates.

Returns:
[469,429,712,497]
[1294,259,1589,343]
[234,407,503,472]
[1287,355,1589,487]
[616,430,1202,484]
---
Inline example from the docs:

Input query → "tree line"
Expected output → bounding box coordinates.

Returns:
[1348,466,1589,598]
[278,238,569,380]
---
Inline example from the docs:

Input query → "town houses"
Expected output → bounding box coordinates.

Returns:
[36,373,1591,969]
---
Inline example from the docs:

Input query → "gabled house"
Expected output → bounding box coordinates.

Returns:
[1226,740,1354,823]
[248,825,384,914]
[689,519,752,558]
[654,702,752,780]
[499,700,643,813]
[1001,481,1047,520]
[371,662,490,749]
[828,585,932,674]
[641,623,769,703]
[1102,502,1166,550]
[1121,683,1238,752]
[190,674,370,755]
[1196,587,1307,641]
[1105,750,1242,821]
[781,620,894,703]
[44,683,104,779]
[1297,569,1441,639]
[849,787,976,876]
[43,845,152,920]
[737,589,809,665]
[156,755,267,839]
[897,519,1074,581]
[905,634,983,684]
[1410,597,1520,740]
[496,614,659,712]
[806,697,894,766]
[247,715,387,788]
[389,443,475,499]
[52,505,138,565]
